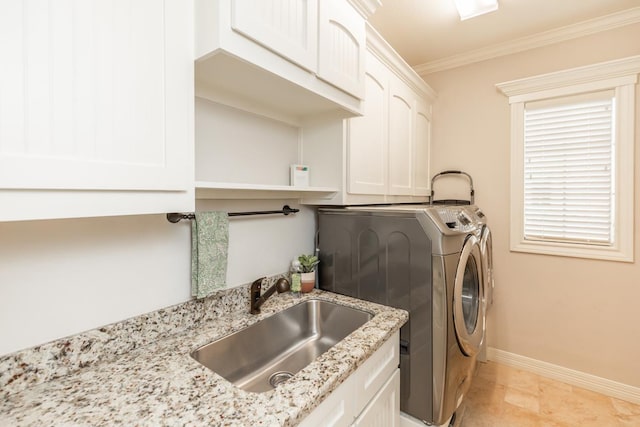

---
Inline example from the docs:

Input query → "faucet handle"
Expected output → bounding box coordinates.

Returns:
[251,277,265,291]
[275,278,290,293]
[250,277,266,315]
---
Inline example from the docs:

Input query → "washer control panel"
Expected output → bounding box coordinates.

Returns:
[435,207,477,232]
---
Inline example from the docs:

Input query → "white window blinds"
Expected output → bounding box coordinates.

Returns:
[523,91,615,245]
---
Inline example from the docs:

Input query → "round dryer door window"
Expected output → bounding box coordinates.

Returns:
[453,234,485,357]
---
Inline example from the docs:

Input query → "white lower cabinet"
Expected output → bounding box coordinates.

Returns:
[298,376,356,427]
[299,331,400,427]
[353,370,400,427]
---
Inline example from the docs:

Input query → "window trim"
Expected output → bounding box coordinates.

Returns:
[497,56,640,262]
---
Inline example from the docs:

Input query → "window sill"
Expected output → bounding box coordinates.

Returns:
[510,239,633,263]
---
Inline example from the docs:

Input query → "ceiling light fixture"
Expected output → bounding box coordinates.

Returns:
[453,0,499,21]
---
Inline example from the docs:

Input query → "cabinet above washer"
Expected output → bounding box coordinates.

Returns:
[194,0,379,124]
[300,24,436,206]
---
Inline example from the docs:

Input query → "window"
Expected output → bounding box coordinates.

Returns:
[524,91,615,245]
[497,56,639,262]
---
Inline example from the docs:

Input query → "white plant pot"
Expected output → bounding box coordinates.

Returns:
[300,271,315,293]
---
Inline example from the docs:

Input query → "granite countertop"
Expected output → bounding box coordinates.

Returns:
[0,287,408,426]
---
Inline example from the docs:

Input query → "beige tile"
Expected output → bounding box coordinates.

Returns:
[476,361,540,396]
[609,395,640,425]
[536,416,574,427]
[538,375,573,392]
[465,380,506,417]
[538,378,574,403]
[464,362,640,427]
[539,382,618,425]
[461,405,504,427]
[497,402,546,427]
[610,396,640,416]
[504,388,540,413]
[615,415,640,427]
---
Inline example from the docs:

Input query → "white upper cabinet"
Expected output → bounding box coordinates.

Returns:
[231,0,318,72]
[0,0,194,221]
[388,76,415,196]
[413,99,432,196]
[318,0,366,98]
[195,0,373,124]
[301,24,436,206]
[347,51,389,195]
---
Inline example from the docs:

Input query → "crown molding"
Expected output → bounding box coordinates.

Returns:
[366,23,437,100]
[347,0,382,19]
[414,6,640,76]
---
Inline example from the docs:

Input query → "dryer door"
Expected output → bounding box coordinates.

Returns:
[480,225,494,309]
[453,234,485,357]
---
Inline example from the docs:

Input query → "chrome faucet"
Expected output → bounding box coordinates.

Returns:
[250,277,291,314]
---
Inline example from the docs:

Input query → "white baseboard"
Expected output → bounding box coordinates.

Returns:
[487,347,640,405]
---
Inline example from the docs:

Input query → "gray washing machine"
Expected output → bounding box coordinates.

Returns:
[318,205,486,425]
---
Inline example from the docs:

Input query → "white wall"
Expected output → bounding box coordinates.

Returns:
[0,214,190,355]
[0,203,316,356]
[195,98,299,186]
[424,23,640,387]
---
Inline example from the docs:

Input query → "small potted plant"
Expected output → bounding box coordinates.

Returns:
[297,254,319,293]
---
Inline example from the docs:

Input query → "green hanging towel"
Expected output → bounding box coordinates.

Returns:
[191,211,229,299]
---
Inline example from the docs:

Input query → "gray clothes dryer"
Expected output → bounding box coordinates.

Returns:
[318,205,485,425]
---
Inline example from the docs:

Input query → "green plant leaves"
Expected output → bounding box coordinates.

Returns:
[297,254,320,272]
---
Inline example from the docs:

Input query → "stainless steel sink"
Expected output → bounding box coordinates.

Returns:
[191,298,373,393]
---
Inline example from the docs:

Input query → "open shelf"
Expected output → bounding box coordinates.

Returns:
[195,181,339,200]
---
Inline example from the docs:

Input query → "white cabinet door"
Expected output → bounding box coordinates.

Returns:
[318,0,366,98]
[354,328,399,412]
[231,0,318,72]
[388,77,414,196]
[0,0,194,221]
[413,99,431,196]
[353,369,400,427]
[347,52,388,195]
[299,331,400,427]
[298,379,355,427]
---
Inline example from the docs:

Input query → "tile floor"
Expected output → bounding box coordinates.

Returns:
[461,361,640,427]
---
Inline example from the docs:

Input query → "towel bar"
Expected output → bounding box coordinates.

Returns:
[166,205,300,223]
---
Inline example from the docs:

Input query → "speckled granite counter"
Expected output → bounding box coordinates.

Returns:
[0,279,408,426]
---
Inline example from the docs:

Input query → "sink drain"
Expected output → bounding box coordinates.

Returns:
[269,371,294,387]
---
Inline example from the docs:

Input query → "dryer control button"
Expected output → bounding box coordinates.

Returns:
[458,212,471,226]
